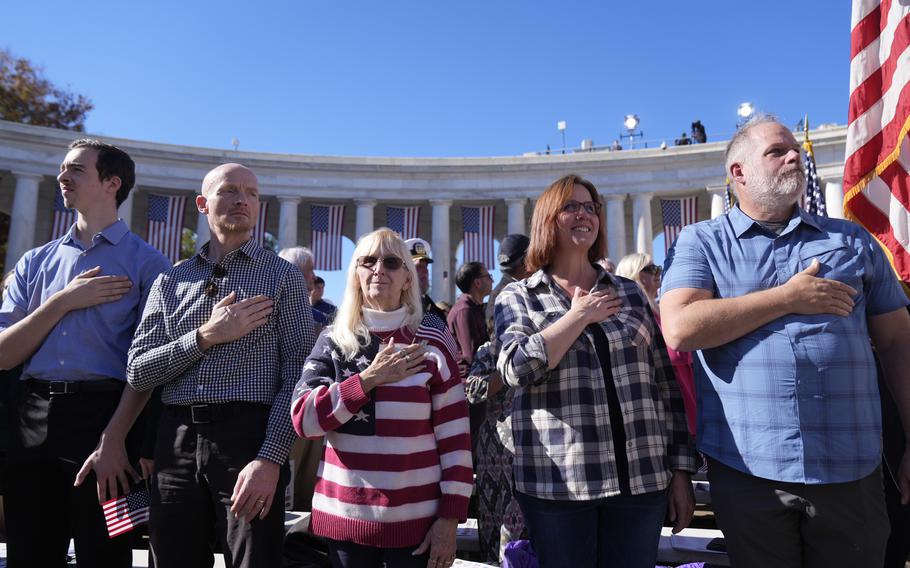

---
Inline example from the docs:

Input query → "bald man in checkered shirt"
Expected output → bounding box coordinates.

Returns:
[127,163,316,568]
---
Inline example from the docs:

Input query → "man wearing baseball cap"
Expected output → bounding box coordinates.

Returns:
[405,238,447,320]
[485,234,531,325]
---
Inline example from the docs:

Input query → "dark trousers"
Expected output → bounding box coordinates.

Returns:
[707,457,889,568]
[5,381,137,568]
[150,403,289,568]
[515,489,667,568]
[326,539,429,568]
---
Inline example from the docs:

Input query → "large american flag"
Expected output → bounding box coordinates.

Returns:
[803,126,827,216]
[147,193,186,263]
[311,204,345,270]
[252,201,269,245]
[661,196,698,253]
[462,205,495,268]
[386,205,420,240]
[844,0,910,284]
[102,487,150,538]
[50,191,77,241]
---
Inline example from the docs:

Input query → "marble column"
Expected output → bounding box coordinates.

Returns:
[430,200,452,303]
[506,198,527,235]
[632,192,654,255]
[824,181,845,219]
[277,196,301,251]
[707,186,727,219]
[195,204,210,252]
[5,172,42,270]
[355,199,376,240]
[119,186,136,230]
[605,194,627,262]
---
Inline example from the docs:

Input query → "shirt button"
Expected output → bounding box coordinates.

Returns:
[627,441,634,448]
[59,360,65,366]
[62,331,67,336]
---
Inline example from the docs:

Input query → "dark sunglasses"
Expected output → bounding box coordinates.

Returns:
[204,264,226,298]
[561,200,602,215]
[357,256,404,270]
[640,264,662,275]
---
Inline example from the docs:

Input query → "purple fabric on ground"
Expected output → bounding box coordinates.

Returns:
[502,540,538,568]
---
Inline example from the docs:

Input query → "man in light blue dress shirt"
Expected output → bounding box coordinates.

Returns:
[661,116,910,568]
[0,139,170,568]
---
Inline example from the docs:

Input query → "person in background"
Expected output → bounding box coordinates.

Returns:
[448,262,492,379]
[310,276,337,323]
[496,173,695,568]
[0,139,171,568]
[660,115,910,567]
[404,237,447,320]
[485,234,531,325]
[279,246,330,329]
[597,257,616,274]
[291,228,471,568]
[616,252,696,436]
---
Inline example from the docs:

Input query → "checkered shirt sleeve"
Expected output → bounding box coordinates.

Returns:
[127,241,316,464]
[495,269,696,500]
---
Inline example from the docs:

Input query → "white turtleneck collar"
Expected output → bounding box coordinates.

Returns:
[362,305,407,332]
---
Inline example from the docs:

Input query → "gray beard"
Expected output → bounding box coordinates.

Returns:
[745,167,806,211]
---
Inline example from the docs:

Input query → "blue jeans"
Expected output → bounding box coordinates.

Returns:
[515,490,667,568]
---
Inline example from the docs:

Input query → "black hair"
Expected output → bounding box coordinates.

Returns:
[68,138,136,206]
[455,262,485,293]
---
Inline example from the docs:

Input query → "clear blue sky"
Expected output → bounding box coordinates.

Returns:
[5,1,849,157]
[4,1,851,302]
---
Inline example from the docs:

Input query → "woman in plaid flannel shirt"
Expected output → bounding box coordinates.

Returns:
[494,174,697,568]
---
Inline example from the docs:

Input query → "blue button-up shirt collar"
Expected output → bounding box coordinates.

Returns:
[728,204,822,239]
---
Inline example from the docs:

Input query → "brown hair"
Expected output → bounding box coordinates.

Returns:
[525,174,605,273]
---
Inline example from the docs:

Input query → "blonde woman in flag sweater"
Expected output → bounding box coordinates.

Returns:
[291,228,472,568]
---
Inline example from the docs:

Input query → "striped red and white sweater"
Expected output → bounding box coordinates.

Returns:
[291,307,473,548]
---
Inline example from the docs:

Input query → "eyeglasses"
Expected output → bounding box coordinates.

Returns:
[204,264,226,298]
[640,264,661,276]
[357,256,404,270]
[561,200,602,216]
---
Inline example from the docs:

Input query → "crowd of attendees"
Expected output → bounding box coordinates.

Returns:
[1,114,910,568]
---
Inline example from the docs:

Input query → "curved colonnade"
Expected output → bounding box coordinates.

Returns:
[0,120,848,302]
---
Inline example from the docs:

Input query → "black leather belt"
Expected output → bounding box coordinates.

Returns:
[25,379,124,395]
[166,402,268,424]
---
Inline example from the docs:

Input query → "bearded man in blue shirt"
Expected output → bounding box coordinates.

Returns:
[661,116,910,568]
[0,139,171,568]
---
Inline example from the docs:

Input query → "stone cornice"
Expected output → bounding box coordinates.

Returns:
[0,120,848,200]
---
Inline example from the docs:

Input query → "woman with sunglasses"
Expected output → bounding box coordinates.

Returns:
[616,253,696,436]
[291,228,472,568]
[495,174,696,568]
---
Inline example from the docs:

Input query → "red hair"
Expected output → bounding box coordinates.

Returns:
[525,174,605,273]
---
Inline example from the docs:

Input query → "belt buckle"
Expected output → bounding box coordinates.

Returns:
[48,381,72,395]
[190,404,211,424]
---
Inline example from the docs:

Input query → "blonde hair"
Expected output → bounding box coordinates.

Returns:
[330,228,423,359]
[615,252,658,310]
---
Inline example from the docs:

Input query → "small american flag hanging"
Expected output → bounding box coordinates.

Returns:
[386,206,420,240]
[802,121,827,217]
[462,205,495,268]
[103,487,150,538]
[147,194,186,263]
[252,201,269,245]
[50,192,77,241]
[661,196,698,254]
[311,204,345,271]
